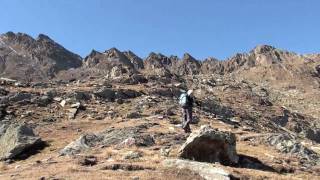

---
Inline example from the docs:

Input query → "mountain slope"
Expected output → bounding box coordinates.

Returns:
[0,32,82,82]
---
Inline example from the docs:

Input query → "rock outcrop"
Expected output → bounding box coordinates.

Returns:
[0,124,42,160]
[163,159,232,180]
[178,125,238,165]
[60,125,154,156]
[266,134,320,166]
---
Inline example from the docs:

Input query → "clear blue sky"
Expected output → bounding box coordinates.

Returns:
[1,0,319,60]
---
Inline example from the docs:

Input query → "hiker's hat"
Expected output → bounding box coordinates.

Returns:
[187,89,193,95]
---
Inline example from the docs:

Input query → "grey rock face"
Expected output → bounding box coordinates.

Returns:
[60,134,101,156]
[178,125,238,165]
[31,95,52,107]
[266,134,320,166]
[0,124,42,160]
[123,51,144,69]
[8,92,32,103]
[163,159,231,180]
[93,87,115,101]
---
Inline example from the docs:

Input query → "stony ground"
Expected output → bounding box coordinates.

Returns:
[0,76,320,180]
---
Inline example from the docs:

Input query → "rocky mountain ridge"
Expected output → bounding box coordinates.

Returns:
[0,32,320,179]
[1,32,319,83]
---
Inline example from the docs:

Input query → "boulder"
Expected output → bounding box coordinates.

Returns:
[60,134,101,156]
[125,112,141,119]
[178,125,238,165]
[148,87,180,97]
[60,125,154,156]
[119,74,148,85]
[31,95,52,107]
[123,151,142,160]
[115,89,142,99]
[163,159,231,180]
[8,92,32,103]
[0,124,42,160]
[93,87,115,101]
[266,134,320,166]
[77,155,98,166]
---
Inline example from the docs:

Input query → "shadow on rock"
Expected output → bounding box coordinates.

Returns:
[13,141,48,161]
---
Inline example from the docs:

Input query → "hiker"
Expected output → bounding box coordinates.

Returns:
[179,89,194,133]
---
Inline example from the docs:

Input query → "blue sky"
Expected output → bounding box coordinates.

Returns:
[0,0,319,60]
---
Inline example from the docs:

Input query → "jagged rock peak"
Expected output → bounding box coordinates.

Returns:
[123,50,144,69]
[147,52,168,59]
[204,57,220,62]
[105,47,121,54]
[1,31,16,38]
[90,49,101,55]
[183,53,197,61]
[1,32,34,44]
[36,34,55,42]
[252,45,276,54]
[104,47,126,59]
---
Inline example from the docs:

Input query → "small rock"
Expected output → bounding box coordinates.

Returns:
[70,102,81,108]
[160,147,171,157]
[126,112,141,119]
[77,155,97,166]
[60,100,66,107]
[67,108,78,119]
[53,97,62,102]
[123,151,142,160]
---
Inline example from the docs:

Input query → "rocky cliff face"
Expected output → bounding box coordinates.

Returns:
[0,32,82,82]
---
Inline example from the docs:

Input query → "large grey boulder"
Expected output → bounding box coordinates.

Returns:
[60,134,101,156]
[163,159,231,180]
[60,125,154,156]
[0,124,42,160]
[178,125,238,165]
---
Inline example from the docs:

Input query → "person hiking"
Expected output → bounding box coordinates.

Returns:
[179,89,194,133]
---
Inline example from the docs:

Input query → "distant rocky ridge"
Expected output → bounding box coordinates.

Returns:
[0,32,82,82]
[0,32,319,86]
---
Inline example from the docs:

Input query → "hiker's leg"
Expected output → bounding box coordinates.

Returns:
[181,108,187,127]
[188,107,193,123]
[185,107,192,132]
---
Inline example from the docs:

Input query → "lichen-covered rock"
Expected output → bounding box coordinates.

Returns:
[60,125,154,156]
[60,134,101,156]
[178,125,238,165]
[266,134,320,166]
[163,159,231,180]
[0,124,42,160]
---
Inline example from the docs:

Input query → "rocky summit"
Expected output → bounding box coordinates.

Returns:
[0,32,320,179]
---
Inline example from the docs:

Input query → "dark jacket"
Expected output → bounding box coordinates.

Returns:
[185,95,194,108]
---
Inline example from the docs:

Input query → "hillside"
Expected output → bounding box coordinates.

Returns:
[0,32,320,179]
